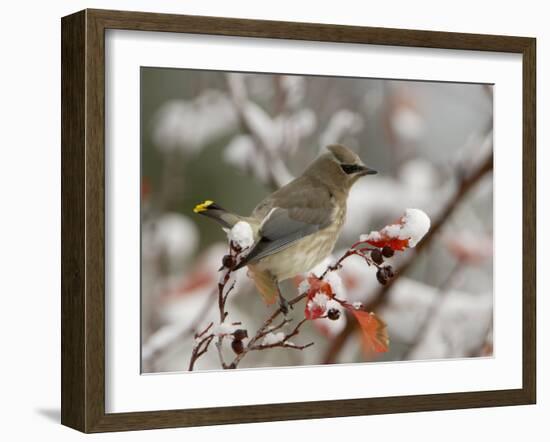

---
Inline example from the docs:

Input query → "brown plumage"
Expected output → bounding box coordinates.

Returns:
[194,144,377,311]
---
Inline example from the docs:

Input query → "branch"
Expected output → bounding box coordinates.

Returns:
[226,74,293,190]
[185,202,429,370]
[187,242,246,371]
[402,261,463,360]
[226,293,312,369]
[142,287,216,370]
[224,246,385,368]
[322,147,494,364]
[187,322,214,371]
[250,319,313,350]
[320,245,382,279]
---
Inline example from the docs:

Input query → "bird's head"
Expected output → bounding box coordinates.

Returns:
[305,144,377,194]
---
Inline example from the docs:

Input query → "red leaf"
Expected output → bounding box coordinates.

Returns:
[306,276,333,297]
[364,236,410,251]
[350,310,389,354]
[305,298,327,320]
[303,276,334,320]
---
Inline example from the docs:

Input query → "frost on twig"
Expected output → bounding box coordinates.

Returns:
[187,209,431,370]
[187,222,253,370]
[323,147,494,364]
[152,90,238,155]
[223,74,323,190]
[188,322,214,371]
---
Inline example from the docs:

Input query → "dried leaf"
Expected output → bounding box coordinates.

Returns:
[351,310,389,354]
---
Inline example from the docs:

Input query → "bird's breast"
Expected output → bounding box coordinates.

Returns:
[252,203,346,281]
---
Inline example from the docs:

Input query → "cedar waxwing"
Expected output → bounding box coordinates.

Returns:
[193,144,377,313]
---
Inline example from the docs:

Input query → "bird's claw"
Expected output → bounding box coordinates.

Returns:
[279,296,293,316]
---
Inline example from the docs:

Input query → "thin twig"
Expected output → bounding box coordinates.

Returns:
[187,244,246,370]
[225,74,293,190]
[223,243,384,369]
[256,317,293,339]
[226,291,311,368]
[321,147,494,364]
[142,287,216,368]
[320,246,379,279]
[251,318,312,350]
[188,322,215,372]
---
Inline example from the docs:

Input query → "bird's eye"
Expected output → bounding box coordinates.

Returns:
[340,164,361,174]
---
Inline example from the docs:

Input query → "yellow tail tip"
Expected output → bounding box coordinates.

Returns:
[193,200,214,213]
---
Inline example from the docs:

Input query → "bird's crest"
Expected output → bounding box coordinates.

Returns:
[327,144,361,164]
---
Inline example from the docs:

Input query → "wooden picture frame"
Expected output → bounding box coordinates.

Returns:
[61,8,536,433]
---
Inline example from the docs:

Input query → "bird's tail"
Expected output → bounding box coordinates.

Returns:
[193,200,242,229]
[194,200,277,305]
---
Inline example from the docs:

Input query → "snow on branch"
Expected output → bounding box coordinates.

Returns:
[187,210,430,370]
[226,74,309,190]
[152,90,238,155]
[360,208,431,250]
[323,145,494,364]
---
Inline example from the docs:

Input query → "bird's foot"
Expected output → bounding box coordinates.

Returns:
[279,295,293,316]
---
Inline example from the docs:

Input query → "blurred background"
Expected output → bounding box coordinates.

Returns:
[140,68,493,373]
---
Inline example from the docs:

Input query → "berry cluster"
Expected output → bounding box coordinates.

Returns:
[370,246,395,285]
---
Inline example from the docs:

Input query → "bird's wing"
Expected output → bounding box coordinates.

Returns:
[234,182,334,269]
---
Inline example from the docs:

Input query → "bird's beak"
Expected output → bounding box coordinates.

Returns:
[359,166,378,176]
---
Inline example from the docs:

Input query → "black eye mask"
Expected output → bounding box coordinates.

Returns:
[340,164,363,174]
